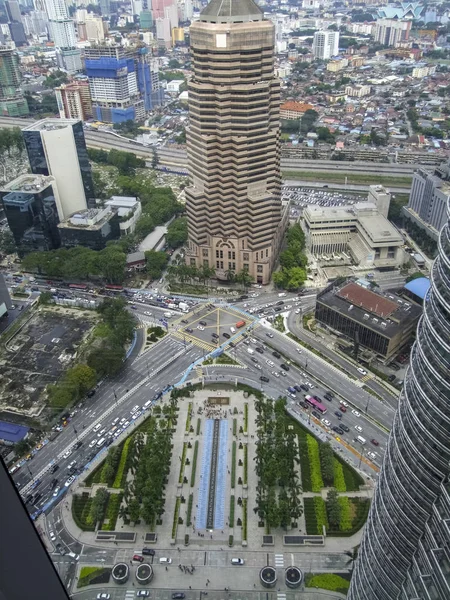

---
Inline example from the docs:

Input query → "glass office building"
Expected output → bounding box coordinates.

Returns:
[0,175,61,255]
[348,204,450,599]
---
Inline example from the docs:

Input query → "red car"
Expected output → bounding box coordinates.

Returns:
[339,405,347,413]
[371,439,379,446]
[133,554,144,562]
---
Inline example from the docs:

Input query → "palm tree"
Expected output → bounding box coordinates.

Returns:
[225,268,235,282]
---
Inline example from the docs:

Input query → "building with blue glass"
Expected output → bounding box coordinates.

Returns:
[84,45,163,124]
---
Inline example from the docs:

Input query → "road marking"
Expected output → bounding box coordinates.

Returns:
[274,553,284,567]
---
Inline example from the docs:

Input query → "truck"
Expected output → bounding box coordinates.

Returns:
[179,302,189,313]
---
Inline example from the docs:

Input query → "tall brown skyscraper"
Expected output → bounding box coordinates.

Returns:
[185,0,286,285]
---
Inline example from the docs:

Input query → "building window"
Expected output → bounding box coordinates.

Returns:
[232,251,235,259]
[203,259,209,267]
[243,263,249,270]
[255,252,258,260]
[229,262,235,270]
[190,258,196,266]
[257,265,263,273]
[220,250,223,259]
[216,260,220,268]
[242,241,245,249]
[220,261,224,269]
[203,249,209,257]
[266,249,269,257]
[243,253,249,261]
[228,251,231,259]
[216,250,219,258]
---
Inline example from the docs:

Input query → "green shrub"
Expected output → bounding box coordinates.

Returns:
[178,442,188,484]
[72,494,95,531]
[228,534,234,546]
[297,431,312,491]
[333,459,346,492]
[172,497,181,540]
[338,455,364,491]
[327,498,371,537]
[338,496,352,531]
[112,437,132,489]
[185,402,193,432]
[77,566,111,588]
[196,418,201,435]
[319,443,334,486]
[229,495,235,528]
[306,435,324,492]
[231,441,236,488]
[101,493,123,531]
[83,461,104,487]
[242,498,248,541]
[314,496,328,533]
[303,497,318,534]
[243,444,248,485]
[233,418,237,436]
[186,493,193,526]
[243,403,248,433]
[304,573,350,594]
[190,440,199,487]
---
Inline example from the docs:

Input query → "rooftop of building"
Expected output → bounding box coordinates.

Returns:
[404,277,430,300]
[58,207,116,231]
[200,0,263,23]
[106,196,139,208]
[1,174,54,193]
[23,117,79,132]
[318,279,422,338]
[0,420,29,443]
[280,101,314,112]
[356,211,403,244]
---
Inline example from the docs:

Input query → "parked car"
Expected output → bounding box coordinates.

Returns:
[371,439,379,446]
[280,363,289,371]
[142,548,155,556]
[133,554,144,562]
[231,558,245,565]
[340,424,349,432]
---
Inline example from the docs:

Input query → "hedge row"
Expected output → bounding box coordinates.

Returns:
[112,437,133,489]
[243,403,248,433]
[338,496,352,531]
[327,498,371,537]
[242,498,248,541]
[178,442,188,484]
[233,418,237,436]
[243,444,248,485]
[297,431,312,492]
[185,402,193,432]
[100,492,123,531]
[190,440,199,487]
[72,493,95,531]
[172,497,181,540]
[333,459,346,492]
[196,418,201,435]
[83,461,104,487]
[186,493,194,527]
[303,496,328,535]
[304,573,350,594]
[231,441,236,489]
[306,435,324,492]
[77,567,111,589]
[229,494,235,528]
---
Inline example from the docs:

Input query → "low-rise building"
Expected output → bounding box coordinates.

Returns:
[327,57,348,72]
[315,279,421,360]
[303,202,404,268]
[57,207,120,250]
[280,101,314,120]
[345,84,371,98]
[104,196,142,236]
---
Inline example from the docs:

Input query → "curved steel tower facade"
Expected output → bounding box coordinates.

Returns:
[348,205,450,600]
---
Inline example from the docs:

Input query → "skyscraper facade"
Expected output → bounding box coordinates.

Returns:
[0,46,28,116]
[348,203,450,599]
[23,118,94,219]
[185,0,285,285]
[55,80,93,120]
[44,0,81,73]
[312,30,339,60]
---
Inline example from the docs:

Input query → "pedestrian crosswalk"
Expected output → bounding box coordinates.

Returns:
[172,330,216,352]
[277,594,287,600]
[361,373,374,383]
[274,553,284,568]
[196,366,203,378]
[125,590,135,599]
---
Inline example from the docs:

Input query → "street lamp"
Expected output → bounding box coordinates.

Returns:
[365,392,371,416]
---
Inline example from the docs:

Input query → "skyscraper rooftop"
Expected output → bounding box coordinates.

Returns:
[200,0,263,23]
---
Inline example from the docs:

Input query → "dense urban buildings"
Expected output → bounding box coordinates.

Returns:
[0,46,28,116]
[185,0,286,285]
[55,80,93,121]
[23,118,94,219]
[315,280,421,360]
[44,0,81,72]
[0,174,61,254]
[348,203,450,599]
[84,45,163,123]
[312,30,339,60]
[374,18,412,47]
[404,161,450,241]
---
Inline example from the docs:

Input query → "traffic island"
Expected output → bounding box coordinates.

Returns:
[260,566,277,588]
[112,563,129,585]
[136,563,153,585]
[285,566,303,588]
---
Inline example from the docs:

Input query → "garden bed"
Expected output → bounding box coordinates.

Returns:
[77,566,111,588]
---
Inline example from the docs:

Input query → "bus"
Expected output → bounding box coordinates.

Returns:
[69,283,88,291]
[305,395,327,414]
[236,320,246,328]
[105,284,124,293]
[96,437,106,448]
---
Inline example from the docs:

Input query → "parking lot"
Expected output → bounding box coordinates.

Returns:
[173,304,257,351]
[282,185,366,215]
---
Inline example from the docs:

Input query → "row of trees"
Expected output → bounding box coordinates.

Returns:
[165,256,253,291]
[88,148,145,176]
[166,217,188,249]
[47,298,135,410]
[119,399,178,526]
[273,224,308,290]
[254,396,302,530]
[22,245,127,284]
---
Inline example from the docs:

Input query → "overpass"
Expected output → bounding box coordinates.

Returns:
[0,115,418,180]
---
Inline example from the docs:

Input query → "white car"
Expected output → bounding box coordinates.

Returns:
[67,460,77,471]
[231,558,245,565]
[354,425,363,433]
[280,371,287,377]
[368,452,376,460]
[49,530,56,541]
[295,309,301,314]
[123,421,130,428]
[89,440,97,448]
[266,332,274,338]
[352,409,361,417]
[62,450,72,459]
[111,417,119,426]
[357,367,367,375]
[120,418,126,424]
[266,360,274,367]
[255,364,262,370]
[341,401,349,407]
[144,311,152,316]
[197,325,204,331]
[297,348,302,353]
[286,304,292,309]
[321,418,331,427]
[64,475,76,487]
[272,371,280,377]
[307,382,314,389]
[130,405,139,414]
[53,486,60,497]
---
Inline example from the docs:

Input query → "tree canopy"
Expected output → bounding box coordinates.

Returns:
[273,224,308,290]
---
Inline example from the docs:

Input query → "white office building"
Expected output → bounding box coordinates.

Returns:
[44,0,81,72]
[312,30,339,60]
